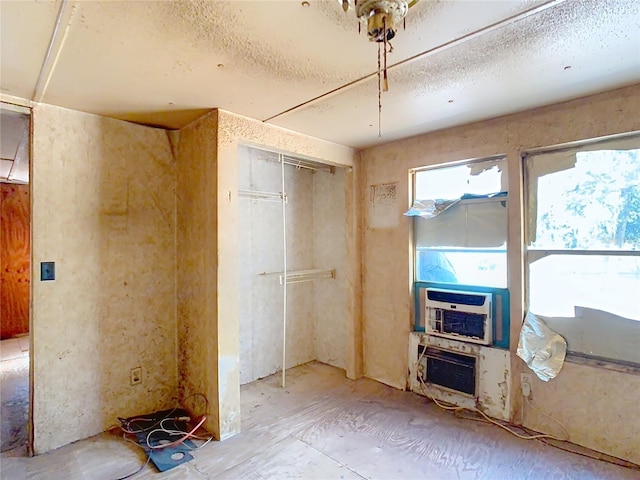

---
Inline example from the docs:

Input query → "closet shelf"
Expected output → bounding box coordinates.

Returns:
[258,268,335,284]
[252,148,335,174]
[282,156,334,174]
[238,189,287,203]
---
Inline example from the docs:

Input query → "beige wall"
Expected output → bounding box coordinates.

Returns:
[177,109,360,440]
[360,83,640,463]
[31,103,178,453]
[175,111,222,437]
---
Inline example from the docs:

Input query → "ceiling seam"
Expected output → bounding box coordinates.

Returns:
[32,0,77,102]
[262,0,568,124]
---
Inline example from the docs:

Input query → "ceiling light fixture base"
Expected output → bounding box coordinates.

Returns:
[356,0,410,42]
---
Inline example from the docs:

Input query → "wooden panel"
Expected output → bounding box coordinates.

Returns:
[1,183,30,339]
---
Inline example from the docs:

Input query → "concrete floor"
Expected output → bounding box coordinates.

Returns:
[1,361,639,479]
[0,336,29,454]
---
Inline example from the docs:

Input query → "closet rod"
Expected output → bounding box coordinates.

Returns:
[237,189,287,203]
[282,158,334,174]
[254,152,334,174]
[258,269,335,284]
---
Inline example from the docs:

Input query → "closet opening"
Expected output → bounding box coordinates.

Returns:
[237,145,349,389]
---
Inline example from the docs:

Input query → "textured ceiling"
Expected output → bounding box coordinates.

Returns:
[1,0,639,149]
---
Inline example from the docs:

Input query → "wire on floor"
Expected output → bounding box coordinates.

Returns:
[112,452,151,480]
[154,417,214,449]
[117,406,179,435]
[535,434,640,470]
[145,415,209,450]
[414,347,569,442]
[522,393,569,440]
[113,393,214,480]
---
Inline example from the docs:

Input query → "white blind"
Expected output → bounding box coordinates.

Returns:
[415,199,507,248]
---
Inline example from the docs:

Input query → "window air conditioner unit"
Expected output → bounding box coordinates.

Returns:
[425,288,492,345]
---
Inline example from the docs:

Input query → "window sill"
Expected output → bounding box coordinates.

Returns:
[565,353,640,376]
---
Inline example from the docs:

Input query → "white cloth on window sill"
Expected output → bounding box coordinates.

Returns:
[517,312,567,381]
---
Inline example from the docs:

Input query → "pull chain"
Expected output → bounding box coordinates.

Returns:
[377,41,382,137]
[383,16,389,92]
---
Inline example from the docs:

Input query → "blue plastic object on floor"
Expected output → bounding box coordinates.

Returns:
[123,408,197,472]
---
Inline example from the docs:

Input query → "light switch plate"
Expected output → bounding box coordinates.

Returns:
[41,262,55,281]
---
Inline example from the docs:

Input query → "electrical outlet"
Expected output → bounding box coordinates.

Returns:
[520,372,532,398]
[130,367,142,386]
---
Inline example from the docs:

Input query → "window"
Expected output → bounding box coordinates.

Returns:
[525,135,640,366]
[411,158,508,288]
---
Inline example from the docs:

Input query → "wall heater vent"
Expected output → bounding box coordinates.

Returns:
[420,346,477,396]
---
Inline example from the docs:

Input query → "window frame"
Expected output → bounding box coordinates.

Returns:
[522,133,640,368]
[410,156,508,288]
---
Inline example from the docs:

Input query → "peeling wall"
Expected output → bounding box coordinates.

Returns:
[360,84,640,464]
[31,103,177,454]
[408,333,511,421]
